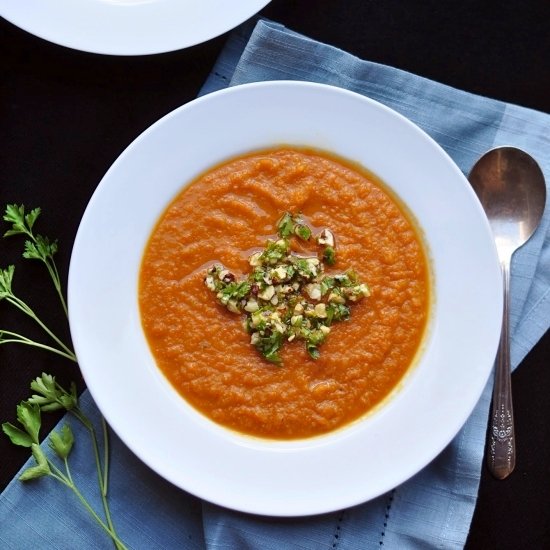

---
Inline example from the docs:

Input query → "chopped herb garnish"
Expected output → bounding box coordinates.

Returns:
[294,224,312,241]
[255,332,284,364]
[277,212,295,238]
[204,212,370,364]
[306,343,320,360]
[260,239,289,265]
[276,211,314,241]
[219,281,251,302]
[323,246,336,265]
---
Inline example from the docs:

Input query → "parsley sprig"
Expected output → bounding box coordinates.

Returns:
[2,378,127,549]
[1,205,126,549]
[3,205,67,316]
[0,206,76,361]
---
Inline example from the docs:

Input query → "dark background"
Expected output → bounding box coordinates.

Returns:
[1,1,549,547]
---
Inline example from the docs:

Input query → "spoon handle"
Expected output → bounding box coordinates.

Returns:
[487,259,515,479]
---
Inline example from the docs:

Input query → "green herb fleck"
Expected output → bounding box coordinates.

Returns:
[323,246,336,265]
[277,212,295,238]
[294,224,312,241]
[255,332,284,364]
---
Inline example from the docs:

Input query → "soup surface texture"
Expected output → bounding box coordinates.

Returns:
[139,148,430,439]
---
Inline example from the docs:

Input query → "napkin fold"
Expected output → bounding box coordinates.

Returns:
[1,19,549,550]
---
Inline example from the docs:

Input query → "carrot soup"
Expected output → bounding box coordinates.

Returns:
[139,147,430,439]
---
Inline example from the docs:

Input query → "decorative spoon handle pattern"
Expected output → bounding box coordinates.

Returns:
[487,260,515,479]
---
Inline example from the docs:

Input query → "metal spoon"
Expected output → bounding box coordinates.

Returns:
[469,146,546,479]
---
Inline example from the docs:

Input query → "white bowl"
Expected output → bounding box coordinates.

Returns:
[68,81,502,516]
[0,0,271,55]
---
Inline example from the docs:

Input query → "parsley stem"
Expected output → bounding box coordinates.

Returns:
[64,457,74,485]
[48,466,71,487]
[5,293,76,361]
[71,408,121,549]
[47,382,115,533]
[102,417,110,498]
[45,259,68,318]
[49,381,120,548]
[54,458,128,550]
[0,330,77,362]
[12,216,68,318]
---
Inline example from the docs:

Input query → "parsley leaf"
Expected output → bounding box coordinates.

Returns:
[16,401,41,445]
[19,444,51,481]
[49,424,74,460]
[23,235,59,262]
[0,265,15,298]
[2,422,34,447]
[29,373,78,412]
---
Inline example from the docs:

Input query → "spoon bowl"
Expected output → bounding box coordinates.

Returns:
[470,147,546,258]
[469,146,546,479]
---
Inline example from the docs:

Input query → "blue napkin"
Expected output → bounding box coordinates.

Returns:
[2,19,549,550]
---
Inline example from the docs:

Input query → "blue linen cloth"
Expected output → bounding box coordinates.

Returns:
[1,19,549,550]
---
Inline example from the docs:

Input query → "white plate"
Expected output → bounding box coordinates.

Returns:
[0,0,270,55]
[68,81,502,516]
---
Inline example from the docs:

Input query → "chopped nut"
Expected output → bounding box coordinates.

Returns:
[359,283,371,297]
[314,303,327,318]
[305,283,321,301]
[259,285,275,301]
[244,299,259,312]
[204,276,216,291]
[272,266,288,281]
[328,291,346,304]
[290,314,303,326]
[249,252,262,266]
[271,311,282,322]
[226,299,240,313]
[304,304,316,317]
[317,228,335,247]
[250,311,263,327]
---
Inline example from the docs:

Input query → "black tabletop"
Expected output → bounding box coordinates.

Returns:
[1,1,549,548]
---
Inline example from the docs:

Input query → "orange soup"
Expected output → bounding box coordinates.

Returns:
[139,147,430,439]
